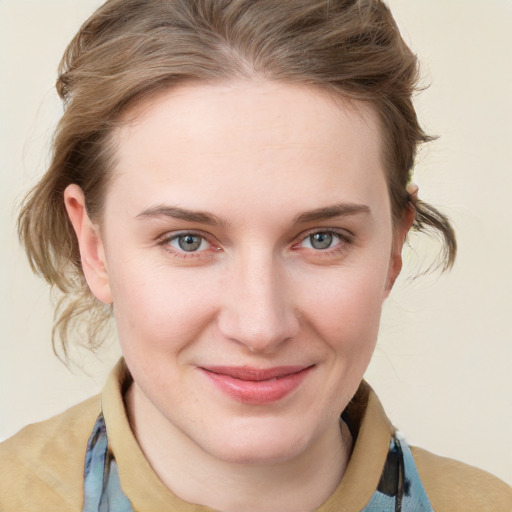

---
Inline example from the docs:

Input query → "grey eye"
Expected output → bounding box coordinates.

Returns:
[309,232,334,250]
[172,234,205,252]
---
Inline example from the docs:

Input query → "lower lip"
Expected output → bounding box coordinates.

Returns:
[200,366,313,405]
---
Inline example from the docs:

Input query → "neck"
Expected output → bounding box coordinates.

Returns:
[125,383,352,512]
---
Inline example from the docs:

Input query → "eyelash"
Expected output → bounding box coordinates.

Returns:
[157,228,353,259]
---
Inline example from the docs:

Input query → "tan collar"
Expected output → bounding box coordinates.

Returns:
[103,359,394,512]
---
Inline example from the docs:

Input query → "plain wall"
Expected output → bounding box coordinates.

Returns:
[1,0,511,484]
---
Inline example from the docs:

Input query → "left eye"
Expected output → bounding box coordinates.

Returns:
[300,231,342,250]
[168,233,210,252]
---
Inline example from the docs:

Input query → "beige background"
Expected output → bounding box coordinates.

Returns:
[1,0,511,484]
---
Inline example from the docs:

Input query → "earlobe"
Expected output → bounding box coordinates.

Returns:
[64,184,113,304]
[383,205,415,298]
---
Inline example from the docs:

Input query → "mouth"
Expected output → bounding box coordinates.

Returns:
[199,365,315,404]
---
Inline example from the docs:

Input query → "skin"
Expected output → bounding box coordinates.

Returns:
[65,81,413,512]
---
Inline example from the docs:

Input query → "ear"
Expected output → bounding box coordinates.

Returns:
[383,205,415,298]
[64,184,113,304]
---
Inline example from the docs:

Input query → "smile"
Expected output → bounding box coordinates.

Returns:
[199,365,315,404]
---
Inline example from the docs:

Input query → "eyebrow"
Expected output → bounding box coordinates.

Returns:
[136,205,225,226]
[293,203,371,224]
[135,202,370,226]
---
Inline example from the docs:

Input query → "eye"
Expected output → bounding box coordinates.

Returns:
[300,231,343,250]
[167,233,210,252]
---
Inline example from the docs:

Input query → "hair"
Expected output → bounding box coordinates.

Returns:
[18,0,457,359]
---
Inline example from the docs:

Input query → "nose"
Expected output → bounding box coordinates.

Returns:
[217,251,300,354]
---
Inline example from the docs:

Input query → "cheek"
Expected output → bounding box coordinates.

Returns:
[301,267,386,405]
[107,256,219,356]
[299,262,388,343]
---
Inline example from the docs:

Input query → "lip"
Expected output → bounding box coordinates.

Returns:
[199,365,314,404]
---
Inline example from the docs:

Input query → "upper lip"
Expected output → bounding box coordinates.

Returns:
[201,365,314,381]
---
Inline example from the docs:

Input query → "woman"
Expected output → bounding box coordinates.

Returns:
[1,0,510,510]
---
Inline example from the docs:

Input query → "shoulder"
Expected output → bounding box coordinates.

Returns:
[0,395,101,511]
[411,446,512,512]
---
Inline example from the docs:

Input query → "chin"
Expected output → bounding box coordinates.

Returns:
[213,442,306,466]
[201,422,313,465]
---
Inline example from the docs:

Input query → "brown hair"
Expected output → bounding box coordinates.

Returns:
[18,0,456,359]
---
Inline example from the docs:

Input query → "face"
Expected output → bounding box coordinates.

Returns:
[68,81,409,465]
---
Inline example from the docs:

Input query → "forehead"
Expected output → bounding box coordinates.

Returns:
[119,80,381,156]
[107,81,387,218]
